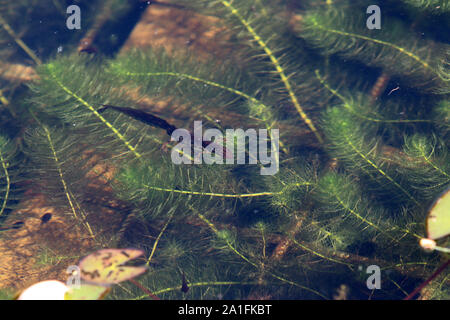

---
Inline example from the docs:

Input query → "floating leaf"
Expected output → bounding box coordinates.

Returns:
[65,284,110,300]
[17,280,69,300]
[427,187,450,240]
[78,248,147,285]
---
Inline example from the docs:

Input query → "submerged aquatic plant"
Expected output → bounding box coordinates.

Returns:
[0,0,449,299]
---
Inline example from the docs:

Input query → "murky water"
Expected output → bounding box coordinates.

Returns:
[0,0,449,300]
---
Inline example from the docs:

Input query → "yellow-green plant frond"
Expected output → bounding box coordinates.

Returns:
[401,0,450,13]
[299,3,450,94]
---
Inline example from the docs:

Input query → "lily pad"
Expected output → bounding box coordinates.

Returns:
[78,248,147,285]
[65,284,110,300]
[17,280,69,300]
[427,187,450,240]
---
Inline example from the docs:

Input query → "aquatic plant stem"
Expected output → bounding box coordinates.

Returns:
[315,70,432,124]
[196,211,328,299]
[43,126,79,222]
[29,110,97,241]
[308,17,437,77]
[404,259,450,300]
[146,213,173,266]
[135,281,258,299]
[290,237,353,267]
[369,71,390,104]
[128,278,161,300]
[77,1,112,52]
[220,0,323,144]
[143,182,311,198]
[145,186,277,198]
[0,14,42,65]
[344,135,421,207]
[43,126,96,240]
[271,214,304,261]
[46,64,142,159]
[0,89,9,106]
[0,151,10,217]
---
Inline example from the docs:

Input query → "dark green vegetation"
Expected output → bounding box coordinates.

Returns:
[0,0,449,299]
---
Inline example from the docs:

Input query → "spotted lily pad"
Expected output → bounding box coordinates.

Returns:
[78,248,147,285]
[427,187,450,240]
[65,284,110,300]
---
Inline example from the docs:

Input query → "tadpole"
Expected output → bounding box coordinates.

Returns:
[40,213,52,225]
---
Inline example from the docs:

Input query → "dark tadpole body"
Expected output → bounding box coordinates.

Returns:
[40,213,52,225]
[79,45,98,55]
[99,104,231,158]
[181,271,189,293]
[99,105,177,135]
